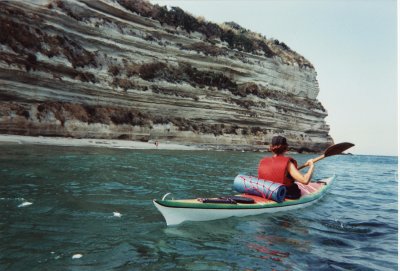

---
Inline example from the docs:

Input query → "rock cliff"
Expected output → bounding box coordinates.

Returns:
[0,0,333,151]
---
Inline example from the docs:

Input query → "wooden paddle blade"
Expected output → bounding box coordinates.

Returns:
[324,142,354,157]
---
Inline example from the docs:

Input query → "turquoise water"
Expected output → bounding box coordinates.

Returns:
[0,144,397,270]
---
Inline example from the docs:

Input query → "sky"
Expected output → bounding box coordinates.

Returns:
[150,0,398,156]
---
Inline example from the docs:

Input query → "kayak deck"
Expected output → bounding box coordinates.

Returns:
[153,176,334,226]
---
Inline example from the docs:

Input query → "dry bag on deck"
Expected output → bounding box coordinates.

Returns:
[233,174,286,203]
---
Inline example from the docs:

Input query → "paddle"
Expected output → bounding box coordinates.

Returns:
[297,142,354,170]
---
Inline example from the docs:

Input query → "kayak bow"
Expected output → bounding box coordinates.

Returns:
[153,176,335,226]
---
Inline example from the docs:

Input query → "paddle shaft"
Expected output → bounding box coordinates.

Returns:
[297,154,324,170]
[297,142,354,170]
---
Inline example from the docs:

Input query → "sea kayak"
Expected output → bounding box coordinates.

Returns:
[153,176,335,226]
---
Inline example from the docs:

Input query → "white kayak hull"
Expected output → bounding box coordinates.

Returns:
[153,176,334,226]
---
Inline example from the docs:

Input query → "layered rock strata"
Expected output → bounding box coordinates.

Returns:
[0,0,333,151]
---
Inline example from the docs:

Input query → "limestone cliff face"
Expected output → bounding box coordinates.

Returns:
[0,0,333,151]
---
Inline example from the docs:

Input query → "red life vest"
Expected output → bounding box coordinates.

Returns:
[258,156,298,186]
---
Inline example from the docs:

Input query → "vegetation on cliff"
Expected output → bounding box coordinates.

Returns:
[116,0,313,68]
[0,101,263,138]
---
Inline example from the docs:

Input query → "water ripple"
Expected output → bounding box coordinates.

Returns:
[0,146,397,271]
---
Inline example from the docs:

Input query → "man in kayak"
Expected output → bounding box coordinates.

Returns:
[258,136,315,199]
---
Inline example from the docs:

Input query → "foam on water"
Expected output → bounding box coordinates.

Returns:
[72,254,83,259]
[17,201,33,208]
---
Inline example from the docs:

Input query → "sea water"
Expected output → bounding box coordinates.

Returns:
[0,144,397,270]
